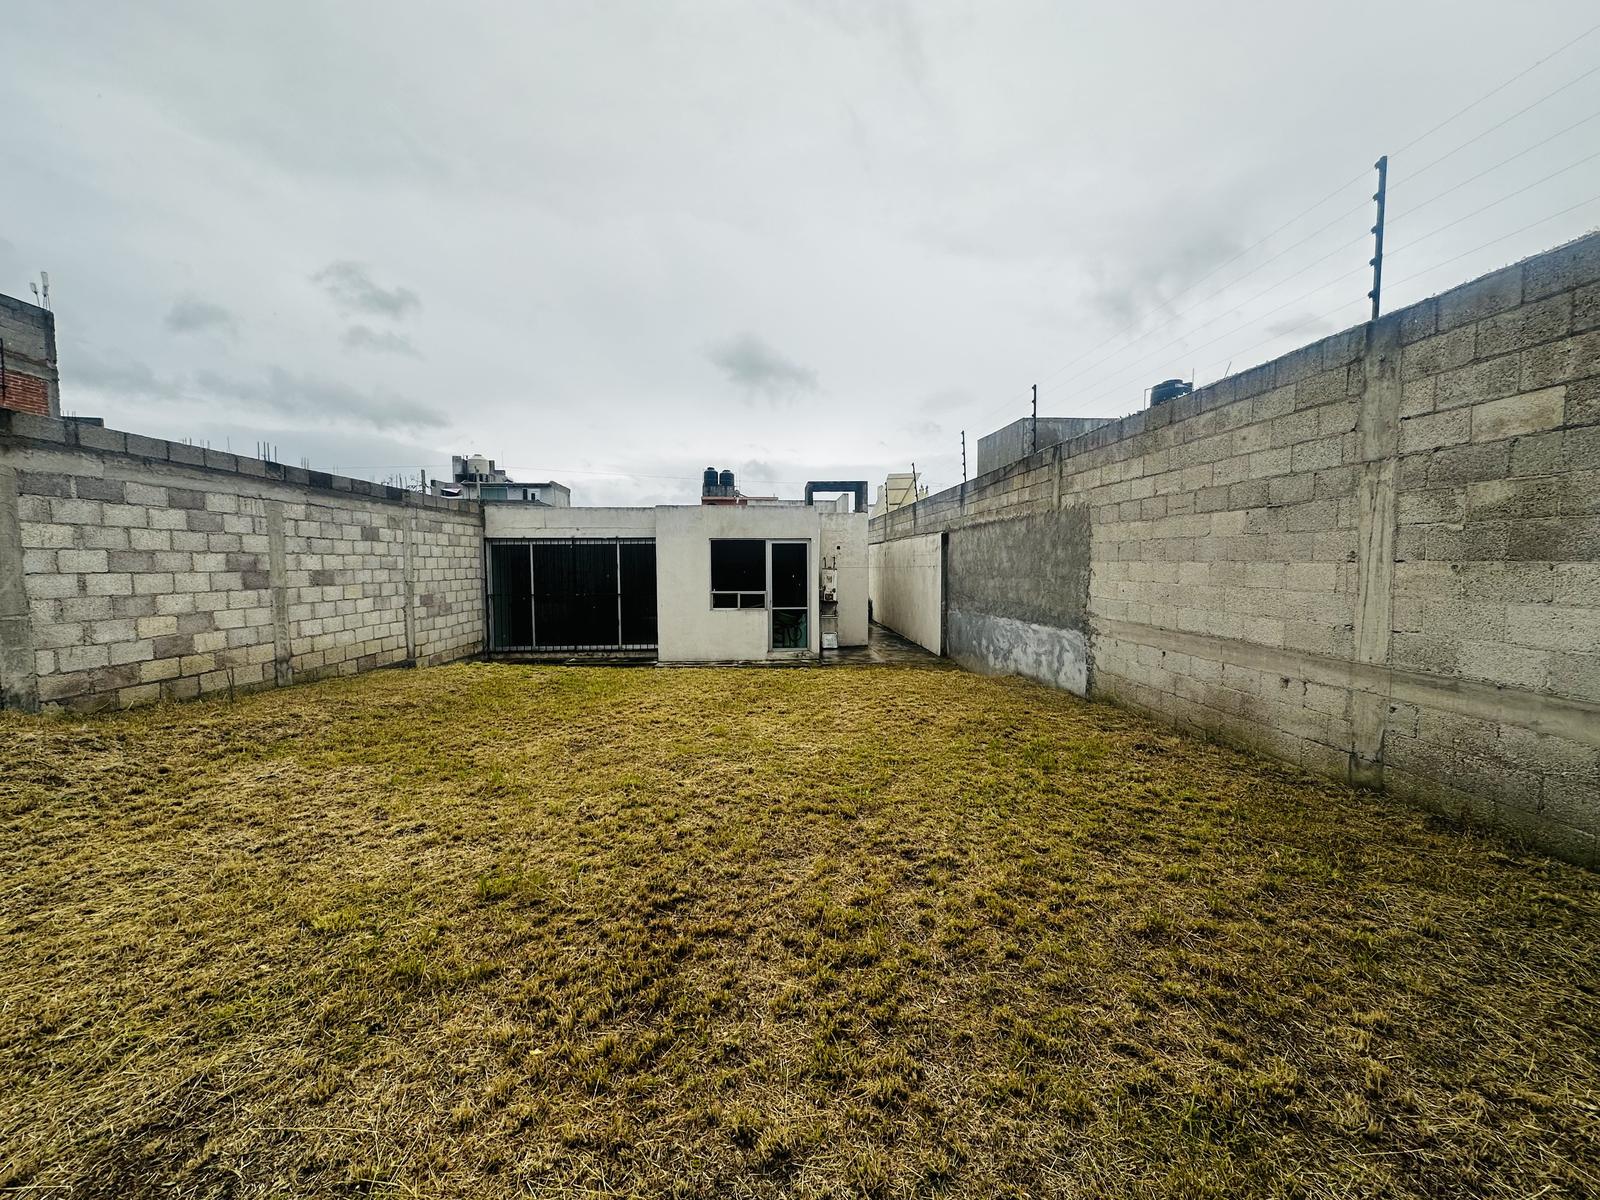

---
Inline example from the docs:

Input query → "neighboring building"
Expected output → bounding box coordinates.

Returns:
[975,416,1112,477]
[872,472,927,517]
[483,475,868,661]
[0,293,59,418]
[699,466,778,506]
[431,454,570,505]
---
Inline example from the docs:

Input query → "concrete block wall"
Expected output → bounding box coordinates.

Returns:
[871,232,1600,866]
[0,294,59,417]
[0,411,484,711]
[975,415,1112,476]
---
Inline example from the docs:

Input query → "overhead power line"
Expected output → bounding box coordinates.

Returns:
[1398,63,1600,184]
[1088,192,1600,411]
[1391,111,1600,220]
[972,19,1600,435]
[1392,21,1600,154]
[1388,145,1600,251]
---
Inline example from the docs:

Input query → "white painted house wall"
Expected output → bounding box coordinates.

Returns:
[483,502,868,661]
[868,533,943,654]
[656,504,822,661]
[822,510,869,648]
[486,505,656,540]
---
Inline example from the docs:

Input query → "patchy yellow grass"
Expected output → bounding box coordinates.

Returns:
[1,662,1597,1198]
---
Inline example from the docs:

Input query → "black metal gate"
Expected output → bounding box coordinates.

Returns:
[488,538,657,652]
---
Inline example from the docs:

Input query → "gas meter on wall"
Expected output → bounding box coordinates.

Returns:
[820,568,838,602]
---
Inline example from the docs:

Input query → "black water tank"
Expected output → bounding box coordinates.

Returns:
[703,467,719,494]
[1150,378,1193,406]
[719,469,735,492]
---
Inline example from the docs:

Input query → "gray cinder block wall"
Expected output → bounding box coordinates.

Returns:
[0,294,60,417]
[975,416,1111,476]
[871,232,1600,866]
[0,412,484,711]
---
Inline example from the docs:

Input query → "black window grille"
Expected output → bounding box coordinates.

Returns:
[488,537,657,652]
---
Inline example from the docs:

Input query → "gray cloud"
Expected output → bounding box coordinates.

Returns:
[918,388,972,415]
[342,324,421,357]
[1086,227,1247,330]
[707,333,818,404]
[10,3,1600,508]
[65,349,441,432]
[65,350,172,400]
[797,0,928,91]
[311,261,420,319]
[193,366,444,430]
[165,296,237,336]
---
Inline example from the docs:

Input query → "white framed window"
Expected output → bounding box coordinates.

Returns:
[710,539,767,609]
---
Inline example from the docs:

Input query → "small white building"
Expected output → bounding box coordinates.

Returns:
[484,487,868,661]
[433,454,570,506]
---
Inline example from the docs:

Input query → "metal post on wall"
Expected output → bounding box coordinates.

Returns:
[961,430,967,483]
[1031,384,1038,455]
[1369,154,1388,321]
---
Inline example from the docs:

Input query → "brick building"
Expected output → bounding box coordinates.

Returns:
[0,294,59,418]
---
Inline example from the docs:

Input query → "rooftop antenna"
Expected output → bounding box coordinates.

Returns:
[39,271,51,311]
[28,282,39,305]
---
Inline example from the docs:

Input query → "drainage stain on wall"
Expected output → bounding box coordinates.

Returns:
[945,505,1092,694]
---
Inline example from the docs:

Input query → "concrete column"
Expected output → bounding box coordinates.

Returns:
[401,501,418,663]
[266,500,292,686]
[0,466,39,711]
[1349,316,1404,785]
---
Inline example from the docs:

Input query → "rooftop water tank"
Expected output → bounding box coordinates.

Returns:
[1150,378,1193,406]
[719,469,735,491]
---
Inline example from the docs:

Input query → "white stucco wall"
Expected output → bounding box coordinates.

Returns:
[484,505,656,539]
[821,511,869,647]
[656,505,822,661]
[868,533,942,654]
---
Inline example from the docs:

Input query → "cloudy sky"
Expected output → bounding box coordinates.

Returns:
[4,2,1598,504]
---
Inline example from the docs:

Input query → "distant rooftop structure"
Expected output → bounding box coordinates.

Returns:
[431,454,570,505]
[975,416,1113,477]
[872,472,927,518]
[700,466,779,506]
[0,292,60,418]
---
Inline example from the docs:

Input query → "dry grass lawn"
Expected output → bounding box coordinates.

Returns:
[2,662,1598,1198]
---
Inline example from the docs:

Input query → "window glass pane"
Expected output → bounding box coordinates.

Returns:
[711,539,766,592]
[771,608,807,648]
[771,542,807,608]
[738,592,765,609]
[711,592,738,609]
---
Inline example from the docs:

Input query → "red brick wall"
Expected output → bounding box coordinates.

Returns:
[1,371,51,416]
